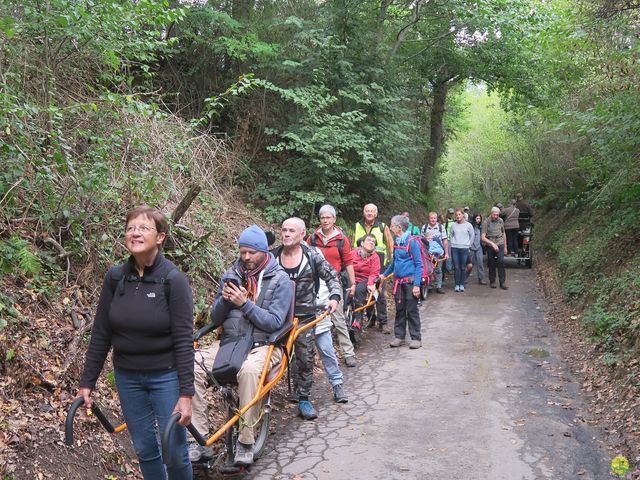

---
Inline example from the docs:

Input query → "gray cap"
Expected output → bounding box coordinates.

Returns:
[496,203,504,209]
[464,206,470,211]
[447,208,454,214]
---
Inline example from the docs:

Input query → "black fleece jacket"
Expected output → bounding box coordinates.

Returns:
[80,253,195,396]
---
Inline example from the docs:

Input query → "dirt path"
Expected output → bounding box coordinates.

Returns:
[248,266,617,479]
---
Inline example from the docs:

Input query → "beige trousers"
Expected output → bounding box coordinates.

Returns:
[191,342,282,445]
[331,298,355,358]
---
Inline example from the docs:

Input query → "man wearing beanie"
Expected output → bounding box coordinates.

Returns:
[188,225,294,467]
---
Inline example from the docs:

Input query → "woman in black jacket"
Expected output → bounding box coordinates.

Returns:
[78,206,194,480]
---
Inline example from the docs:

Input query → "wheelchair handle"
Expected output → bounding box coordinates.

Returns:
[162,413,208,465]
[65,397,117,446]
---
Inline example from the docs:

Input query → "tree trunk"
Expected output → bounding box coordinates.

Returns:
[420,78,449,193]
[172,184,202,224]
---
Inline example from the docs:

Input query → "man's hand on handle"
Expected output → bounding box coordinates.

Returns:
[326,299,338,313]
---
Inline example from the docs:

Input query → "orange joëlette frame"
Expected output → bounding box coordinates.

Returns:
[202,309,331,447]
[351,273,393,314]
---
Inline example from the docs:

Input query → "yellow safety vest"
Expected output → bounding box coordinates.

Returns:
[354,221,387,256]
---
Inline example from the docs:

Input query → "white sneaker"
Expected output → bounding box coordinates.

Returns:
[454,285,460,292]
[188,442,213,462]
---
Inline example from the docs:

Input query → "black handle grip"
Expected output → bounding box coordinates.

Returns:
[65,397,84,446]
[91,403,115,433]
[162,413,209,465]
[64,398,118,447]
[193,322,217,342]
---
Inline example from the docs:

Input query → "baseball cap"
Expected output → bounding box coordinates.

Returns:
[447,208,454,214]
[464,206,470,211]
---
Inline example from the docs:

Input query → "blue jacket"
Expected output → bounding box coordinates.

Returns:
[383,231,423,287]
[210,254,293,343]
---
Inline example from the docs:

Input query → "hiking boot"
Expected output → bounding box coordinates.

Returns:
[345,356,356,368]
[298,400,318,420]
[436,288,445,294]
[188,442,214,462]
[234,441,254,466]
[333,384,348,403]
[409,340,422,349]
[379,324,390,334]
[479,279,487,285]
[490,283,497,289]
[389,338,403,347]
[500,284,509,290]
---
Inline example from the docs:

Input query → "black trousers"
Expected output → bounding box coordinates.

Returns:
[393,284,421,341]
[487,248,506,285]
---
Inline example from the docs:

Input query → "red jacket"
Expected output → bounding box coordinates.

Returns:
[306,227,353,275]
[351,248,380,285]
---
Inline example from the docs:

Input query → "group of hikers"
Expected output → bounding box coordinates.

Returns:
[76,196,533,479]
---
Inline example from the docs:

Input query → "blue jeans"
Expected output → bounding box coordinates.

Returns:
[315,330,343,387]
[115,368,192,480]
[466,248,485,281]
[451,247,469,287]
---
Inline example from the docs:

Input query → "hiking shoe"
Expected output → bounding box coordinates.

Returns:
[500,284,509,290]
[333,384,348,403]
[234,441,254,466]
[298,400,318,420]
[188,442,214,462]
[379,324,391,334]
[490,283,497,289]
[454,285,460,292]
[479,279,487,285]
[390,338,403,347]
[345,356,356,368]
[436,288,445,294]
[459,285,465,292]
[409,340,422,349]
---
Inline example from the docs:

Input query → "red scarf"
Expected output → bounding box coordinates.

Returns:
[240,254,270,301]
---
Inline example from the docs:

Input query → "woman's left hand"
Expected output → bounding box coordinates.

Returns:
[412,286,420,298]
[174,397,193,426]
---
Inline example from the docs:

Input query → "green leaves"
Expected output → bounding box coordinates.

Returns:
[0,236,42,276]
[0,15,17,37]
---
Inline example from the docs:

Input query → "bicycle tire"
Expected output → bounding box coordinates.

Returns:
[252,396,271,459]
[225,395,271,461]
[224,401,239,461]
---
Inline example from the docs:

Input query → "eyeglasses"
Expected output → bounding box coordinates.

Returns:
[125,225,157,235]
